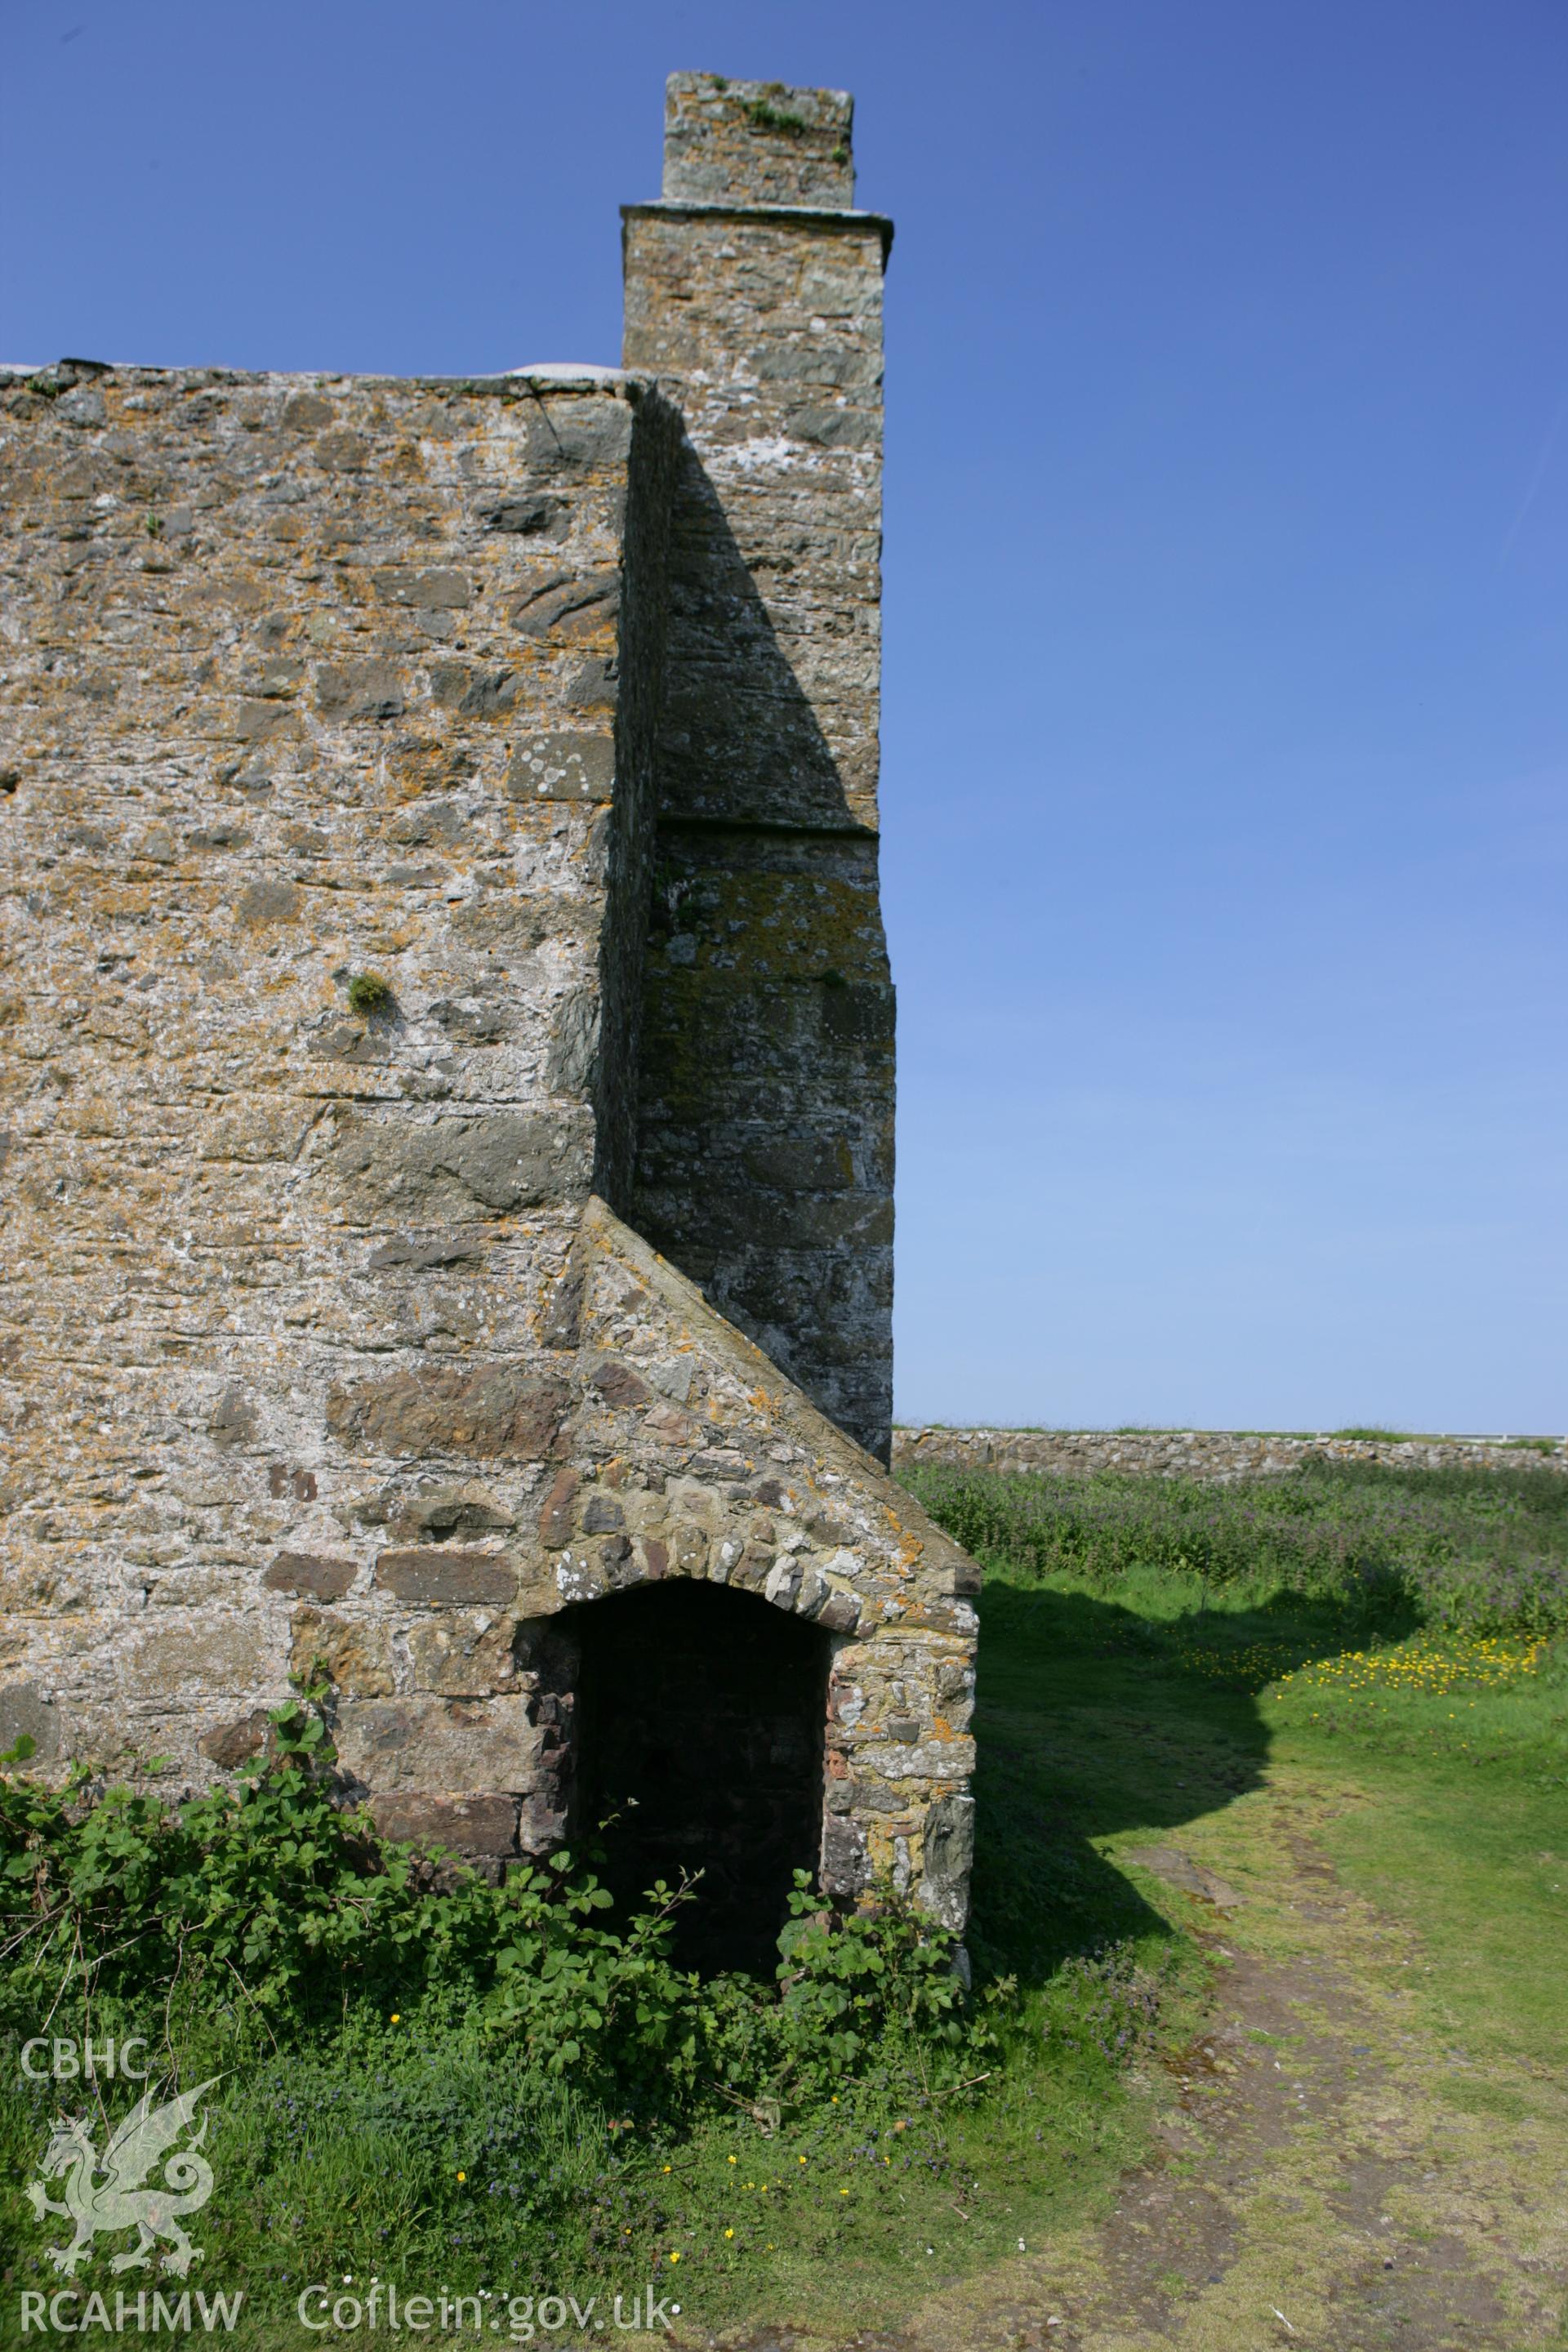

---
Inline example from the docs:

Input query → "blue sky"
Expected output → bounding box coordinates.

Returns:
[6,0,1564,1432]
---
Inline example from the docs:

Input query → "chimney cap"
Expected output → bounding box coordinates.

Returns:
[662,71,855,209]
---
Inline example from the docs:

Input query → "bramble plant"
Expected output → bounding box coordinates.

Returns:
[0,1695,986,2111]
[0,1687,1005,2329]
[698,1877,988,2109]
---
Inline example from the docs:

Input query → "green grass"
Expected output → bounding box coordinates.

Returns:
[0,1954,1175,2344]
[1265,1626,1568,2084]
[903,1456,1568,1634]
[944,1455,1568,2111]
[1323,1424,1561,1447]
[4,1465,1565,2343]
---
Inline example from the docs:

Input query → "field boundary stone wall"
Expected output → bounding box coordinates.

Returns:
[894,1428,1568,1481]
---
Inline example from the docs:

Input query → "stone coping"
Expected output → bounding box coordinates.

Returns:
[1,359,647,396]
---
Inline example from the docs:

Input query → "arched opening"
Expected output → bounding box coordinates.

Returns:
[564,1579,830,1975]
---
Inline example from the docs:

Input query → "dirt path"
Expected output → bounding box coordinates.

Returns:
[719,1771,1568,2352]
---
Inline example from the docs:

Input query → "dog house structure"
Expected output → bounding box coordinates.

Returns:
[0,74,978,1968]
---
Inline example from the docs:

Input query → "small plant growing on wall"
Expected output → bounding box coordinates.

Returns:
[345,971,395,1017]
[745,96,808,136]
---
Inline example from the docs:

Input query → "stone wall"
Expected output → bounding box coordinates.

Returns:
[0,357,669,1788]
[893,1428,1568,1481]
[0,74,980,1939]
[624,72,897,1465]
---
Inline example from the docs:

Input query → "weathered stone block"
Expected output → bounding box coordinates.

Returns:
[368,1793,519,1855]
[127,1620,267,1698]
[373,1549,518,1608]
[314,661,404,720]
[332,1111,595,1219]
[0,1682,60,1765]
[388,1485,514,1543]
[327,1369,568,1462]
[406,1615,520,1698]
[199,1711,272,1771]
[537,1468,580,1548]
[580,1492,626,1534]
[289,1607,395,1699]
[506,731,616,803]
[919,1792,975,1932]
[264,1552,357,1603]
[207,1388,258,1453]
[820,1811,871,1899]
[586,1355,650,1410]
[336,1696,540,1792]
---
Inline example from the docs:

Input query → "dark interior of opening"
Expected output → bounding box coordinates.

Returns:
[565,1579,829,1976]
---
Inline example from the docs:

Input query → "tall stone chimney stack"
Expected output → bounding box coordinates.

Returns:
[622,74,897,1463]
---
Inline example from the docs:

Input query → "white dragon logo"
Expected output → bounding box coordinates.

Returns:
[26,2078,218,2277]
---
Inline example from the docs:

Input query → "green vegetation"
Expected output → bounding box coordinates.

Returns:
[902,1456,1568,1635]
[743,96,808,137]
[928,1460,1568,2111]
[0,1698,1012,2338]
[345,971,395,1017]
[3,1463,1565,2342]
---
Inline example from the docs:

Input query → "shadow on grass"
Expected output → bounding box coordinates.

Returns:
[969,1577,1418,1988]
